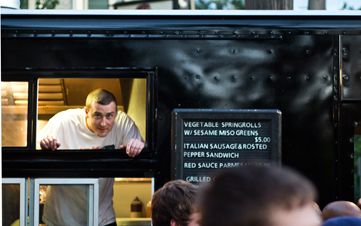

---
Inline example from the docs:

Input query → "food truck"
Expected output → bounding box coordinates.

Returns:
[2,9,361,225]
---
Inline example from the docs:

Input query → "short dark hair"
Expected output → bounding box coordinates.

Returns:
[85,88,117,110]
[152,180,198,226]
[201,165,317,226]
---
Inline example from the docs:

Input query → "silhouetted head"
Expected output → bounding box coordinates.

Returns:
[152,180,200,226]
[322,201,361,221]
[201,165,321,226]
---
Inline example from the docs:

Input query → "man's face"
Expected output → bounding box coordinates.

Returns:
[270,203,321,226]
[85,102,116,137]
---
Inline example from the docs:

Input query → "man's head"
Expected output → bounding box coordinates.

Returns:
[85,89,117,137]
[151,180,199,226]
[201,165,321,226]
[322,201,361,221]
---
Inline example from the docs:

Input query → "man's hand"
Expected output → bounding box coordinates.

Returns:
[40,136,61,151]
[120,138,145,157]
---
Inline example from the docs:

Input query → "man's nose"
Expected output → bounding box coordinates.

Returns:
[100,118,107,126]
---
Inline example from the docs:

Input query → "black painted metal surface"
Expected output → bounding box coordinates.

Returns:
[2,12,361,206]
[342,35,361,101]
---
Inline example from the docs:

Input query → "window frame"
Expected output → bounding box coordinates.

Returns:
[2,68,157,177]
[31,178,99,226]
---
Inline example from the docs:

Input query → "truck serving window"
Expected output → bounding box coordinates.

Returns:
[37,77,147,150]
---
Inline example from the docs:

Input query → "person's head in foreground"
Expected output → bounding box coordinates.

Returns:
[152,179,200,226]
[201,165,322,226]
[322,200,361,221]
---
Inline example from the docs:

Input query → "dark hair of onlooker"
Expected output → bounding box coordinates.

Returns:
[151,179,198,226]
[201,165,317,226]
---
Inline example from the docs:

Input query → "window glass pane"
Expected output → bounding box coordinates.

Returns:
[37,78,147,149]
[40,184,90,226]
[2,184,21,226]
[113,178,153,225]
[1,82,28,147]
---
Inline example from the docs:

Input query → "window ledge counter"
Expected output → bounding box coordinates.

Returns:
[116,218,151,226]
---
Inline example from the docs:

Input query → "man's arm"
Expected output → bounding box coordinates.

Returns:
[37,112,64,150]
[120,138,145,158]
[115,112,145,157]
[40,136,61,151]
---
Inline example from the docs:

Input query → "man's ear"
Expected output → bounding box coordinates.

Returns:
[170,219,177,226]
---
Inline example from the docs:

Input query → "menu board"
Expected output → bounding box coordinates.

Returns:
[171,109,281,183]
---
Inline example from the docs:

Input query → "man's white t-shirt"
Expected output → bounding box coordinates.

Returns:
[38,108,142,226]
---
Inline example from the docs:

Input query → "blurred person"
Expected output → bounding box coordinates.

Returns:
[322,216,361,226]
[357,198,361,209]
[151,180,200,226]
[38,88,145,226]
[201,165,321,226]
[313,202,322,216]
[322,201,361,221]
